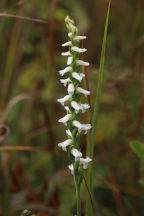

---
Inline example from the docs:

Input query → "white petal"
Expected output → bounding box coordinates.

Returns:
[76,60,90,66]
[68,22,76,32]
[73,120,82,132]
[64,106,70,112]
[62,41,72,47]
[73,120,91,133]
[57,95,71,106]
[66,129,72,138]
[82,124,92,133]
[61,51,71,56]
[58,66,72,76]
[80,156,92,169]
[71,46,87,53]
[73,35,87,40]
[72,72,85,82]
[58,139,72,151]
[71,101,81,112]
[68,83,75,96]
[77,87,90,96]
[68,164,74,175]
[58,114,72,125]
[68,32,72,37]
[71,148,82,160]
[60,78,70,87]
[80,104,90,113]
[67,56,73,65]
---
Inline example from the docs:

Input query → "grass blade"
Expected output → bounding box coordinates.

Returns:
[86,1,111,215]
[130,140,144,161]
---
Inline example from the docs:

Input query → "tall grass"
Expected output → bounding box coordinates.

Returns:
[86,1,111,215]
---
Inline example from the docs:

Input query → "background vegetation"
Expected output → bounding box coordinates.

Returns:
[0,0,144,215]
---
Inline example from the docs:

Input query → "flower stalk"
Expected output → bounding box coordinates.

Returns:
[57,16,92,215]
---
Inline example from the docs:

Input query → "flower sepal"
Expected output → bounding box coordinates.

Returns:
[74,160,80,175]
[77,167,83,186]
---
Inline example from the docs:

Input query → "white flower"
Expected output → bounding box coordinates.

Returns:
[64,106,70,112]
[76,60,90,67]
[58,139,72,151]
[72,72,85,82]
[68,83,75,96]
[73,120,82,132]
[58,114,72,125]
[57,95,71,106]
[62,41,72,47]
[68,164,74,175]
[71,148,82,160]
[71,46,87,53]
[73,120,91,133]
[80,156,92,169]
[60,77,71,87]
[77,87,90,97]
[67,56,73,65]
[68,32,72,37]
[58,66,72,76]
[71,101,81,113]
[61,51,71,56]
[68,22,77,33]
[73,35,87,40]
[66,129,72,138]
[80,104,90,113]
[71,101,90,113]
[82,124,92,134]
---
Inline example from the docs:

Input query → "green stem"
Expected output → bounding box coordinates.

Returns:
[74,173,81,216]
[76,180,81,216]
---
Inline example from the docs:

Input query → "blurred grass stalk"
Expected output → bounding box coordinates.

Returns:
[86,1,111,215]
[1,0,27,109]
[0,1,27,215]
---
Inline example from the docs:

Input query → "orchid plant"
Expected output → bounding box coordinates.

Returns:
[57,16,92,216]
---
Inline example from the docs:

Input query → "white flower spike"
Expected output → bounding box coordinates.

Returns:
[58,16,92,179]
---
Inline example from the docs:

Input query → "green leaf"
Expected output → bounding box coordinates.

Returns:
[86,1,111,215]
[130,140,144,161]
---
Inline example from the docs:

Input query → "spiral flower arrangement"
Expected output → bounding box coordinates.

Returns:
[57,16,92,215]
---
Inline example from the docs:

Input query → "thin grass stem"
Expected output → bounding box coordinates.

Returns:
[74,174,81,216]
[86,1,111,215]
